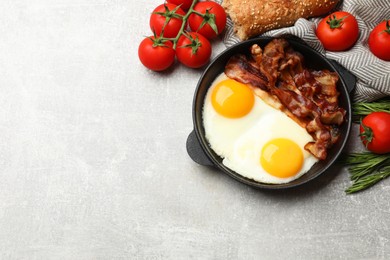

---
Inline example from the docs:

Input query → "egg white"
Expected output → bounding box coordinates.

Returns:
[223,113,318,184]
[203,73,266,158]
[202,73,319,184]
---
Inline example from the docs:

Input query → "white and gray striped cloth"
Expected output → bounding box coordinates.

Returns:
[218,0,390,102]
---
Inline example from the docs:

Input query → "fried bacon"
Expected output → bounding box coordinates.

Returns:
[224,38,346,160]
[225,54,269,91]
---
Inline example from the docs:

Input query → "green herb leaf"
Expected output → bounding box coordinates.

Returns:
[343,152,390,194]
[346,166,390,194]
[352,97,390,122]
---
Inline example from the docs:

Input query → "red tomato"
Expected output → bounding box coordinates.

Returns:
[316,11,359,51]
[368,20,390,61]
[360,112,390,154]
[176,32,212,68]
[138,37,175,71]
[149,3,185,38]
[188,1,227,39]
[166,0,193,11]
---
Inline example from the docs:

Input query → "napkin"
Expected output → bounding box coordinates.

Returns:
[218,0,390,102]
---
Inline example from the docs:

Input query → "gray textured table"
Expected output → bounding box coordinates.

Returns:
[1,1,389,259]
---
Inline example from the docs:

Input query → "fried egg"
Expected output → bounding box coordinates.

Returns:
[202,73,319,184]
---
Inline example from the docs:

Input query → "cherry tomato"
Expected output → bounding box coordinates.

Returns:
[360,112,390,154]
[149,3,185,38]
[316,11,359,51]
[166,0,193,11]
[188,1,227,39]
[138,36,175,71]
[176,32,212,68]
[368,20,390,61]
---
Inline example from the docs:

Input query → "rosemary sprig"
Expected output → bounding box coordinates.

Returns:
[344,152,390,180]
[346,165,390,194]
[343,152,390,194]
[352,98,390,122]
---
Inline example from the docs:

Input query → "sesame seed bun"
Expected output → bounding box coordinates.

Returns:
[222,0,340,40]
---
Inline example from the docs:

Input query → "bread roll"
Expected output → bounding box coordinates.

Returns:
[222,0,340,40]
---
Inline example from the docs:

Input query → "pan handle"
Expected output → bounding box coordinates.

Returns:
[186,130,214,166]
[329,59,356,94]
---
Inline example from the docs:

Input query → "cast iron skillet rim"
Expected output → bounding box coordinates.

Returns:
[191,36,352,190]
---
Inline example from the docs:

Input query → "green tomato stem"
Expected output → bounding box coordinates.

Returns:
[171,0,199,49]
[157,0,210,49]
[385,20,390,34]
[326,15,348,29]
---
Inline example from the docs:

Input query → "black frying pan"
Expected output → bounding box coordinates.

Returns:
[187,36,355,189]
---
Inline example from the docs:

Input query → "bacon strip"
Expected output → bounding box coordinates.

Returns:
[224,38,346,160]
[225,54,269,91]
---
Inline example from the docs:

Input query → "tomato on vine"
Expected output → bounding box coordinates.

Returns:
[138,36,176,71]
[188,1,227,39]
[368,20,390,61]
[176,32,212,68]
[140,0,227,71]
[149,3,186,38]
[316,11,359,51]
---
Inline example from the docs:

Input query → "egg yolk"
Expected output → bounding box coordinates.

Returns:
[211,79,255,118]
[260,138,304,178]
